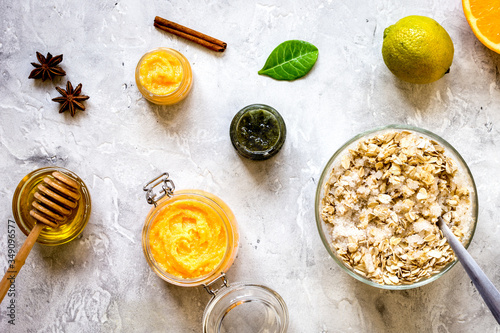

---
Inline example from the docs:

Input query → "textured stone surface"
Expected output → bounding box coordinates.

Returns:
[1,0,500,332]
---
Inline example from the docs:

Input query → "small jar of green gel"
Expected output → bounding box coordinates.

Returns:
[230,104,286,160]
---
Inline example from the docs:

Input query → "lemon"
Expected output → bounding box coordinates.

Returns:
[382,15,454,84]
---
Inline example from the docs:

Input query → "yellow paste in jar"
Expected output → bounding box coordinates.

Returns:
[139,50,183,95]
[148,199,227,279]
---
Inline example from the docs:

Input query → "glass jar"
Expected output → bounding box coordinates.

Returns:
[202,281,289,333]
[142,187,239,287]
[315,125,478,290]
[142,173,289,332]
[12,167,92,246]
[230,104,286,160]
[135,47,193,105]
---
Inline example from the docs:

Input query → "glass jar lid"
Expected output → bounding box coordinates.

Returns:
[202,275,289,333]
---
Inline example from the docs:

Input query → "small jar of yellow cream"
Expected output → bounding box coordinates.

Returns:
[135,48,193,105]
[141,173,289,333]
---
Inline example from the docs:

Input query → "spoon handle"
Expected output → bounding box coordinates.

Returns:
[0,223,44,304]
[438,217,500,324]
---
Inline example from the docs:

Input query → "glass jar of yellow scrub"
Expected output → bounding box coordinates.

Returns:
[141,173,289,333]
[135,47,193,105]
[142,187,239,287]
[12,167,91,246]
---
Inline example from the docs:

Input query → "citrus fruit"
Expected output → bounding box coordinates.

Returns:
[462,0,500,53]
[382,15,454,84]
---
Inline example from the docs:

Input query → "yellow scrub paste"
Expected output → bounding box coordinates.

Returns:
[148,199,227,279]
[138,49,183,95]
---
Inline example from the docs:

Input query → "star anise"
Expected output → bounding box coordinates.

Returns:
[29,52,66,81]
[52,81,89,117]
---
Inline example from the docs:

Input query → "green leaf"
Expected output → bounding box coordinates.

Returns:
[258,40,319,81]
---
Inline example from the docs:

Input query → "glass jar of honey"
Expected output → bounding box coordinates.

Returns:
[12,167,91,246]
[141,173,288,332]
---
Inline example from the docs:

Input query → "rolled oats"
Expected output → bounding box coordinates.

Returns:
[321,130,473,285]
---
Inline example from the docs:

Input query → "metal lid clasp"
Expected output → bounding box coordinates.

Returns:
[143,172,175,207]
[203,272,229,296]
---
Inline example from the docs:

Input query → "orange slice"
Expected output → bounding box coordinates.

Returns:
[462,0,500,53]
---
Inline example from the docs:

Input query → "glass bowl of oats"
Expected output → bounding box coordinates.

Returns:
[315,125,478,289]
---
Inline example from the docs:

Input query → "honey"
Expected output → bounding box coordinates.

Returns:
[12,167,91,245]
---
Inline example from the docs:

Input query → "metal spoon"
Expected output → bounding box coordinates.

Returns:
[438,217,500,324]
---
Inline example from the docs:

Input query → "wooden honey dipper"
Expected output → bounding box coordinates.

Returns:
[0,171,81,303]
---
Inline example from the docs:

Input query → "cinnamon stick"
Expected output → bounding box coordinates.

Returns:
[154,16,227,52]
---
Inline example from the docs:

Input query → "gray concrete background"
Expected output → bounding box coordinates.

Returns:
[1,0,500,332]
